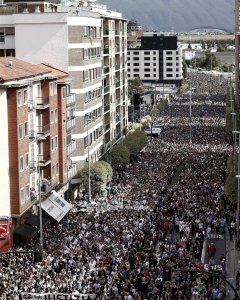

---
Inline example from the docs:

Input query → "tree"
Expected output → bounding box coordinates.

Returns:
[110,144,130,168]
[123,134,141,158]
[150,107,158,117]
[133,129,148,150]
[182,59,188,79]
[202,51,219,70]
[128,77,143,101]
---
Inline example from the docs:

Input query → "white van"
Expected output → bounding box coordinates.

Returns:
[145,124,162,136]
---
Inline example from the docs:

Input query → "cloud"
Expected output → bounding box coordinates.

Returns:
[100,0,234,32]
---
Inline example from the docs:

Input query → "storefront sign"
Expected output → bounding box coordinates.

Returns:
[0,224,8,239]
[20,293,96,300]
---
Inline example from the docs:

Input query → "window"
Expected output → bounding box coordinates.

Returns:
[50,82,57,96]
[144,68,150,72]
[166,51,172,55]
[144,51,150,55]
[24,153,29,169]
[54,109,58,122]
[166,63,172,66]
[51,138,54,151]
[24,122,28,137]
[144,57,150,60]
[55,136,58,149]
[166,57,173,61]
[19,156,24,171]
[18,124,23,140]
[0,27,4,43]
[153,63,156,66]
[133,57,139,61]
[17,91,22,107]
[25,185,29,201]
[56,163,59,176]
[133,51,139,55]
[167,68,173,72]
[51,111,54,124]
[52,165,55,178]
[23,89,28,105]
[145,74,150,77]
[166,74,173,77]
[134,74,139,77]
[20,188,25,204]
[5,27,15,36]
[133,68,139,72]
[133,63,139,66]
[64,163,67,174]
[83,70,89,81]
[153,57,156,61]
[144,63,150,66]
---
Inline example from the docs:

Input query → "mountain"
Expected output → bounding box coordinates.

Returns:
[99,0,235,33]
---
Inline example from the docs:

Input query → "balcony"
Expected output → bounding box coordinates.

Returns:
[103,29,109,36]
[68,164,77,180]
[104,86,110,94]
[115,81,120,88]
[66,117,76,131]
[66,94,76,107]
[39,154,51,167]
[115,64,120,71]
[103,48,109,54]
[37,124,50,137]
[105,123,110,132]
[104,141,111,152]
[41,178,52,194]
[115,30,120,35]
[67,140,76,155]
[104,104,110,113]
[103,66,109,74]
[115,47,120,53]
[116,115,120,123]
[36,97,50,109]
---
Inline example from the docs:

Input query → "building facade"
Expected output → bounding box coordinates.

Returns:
[235,0,240,112]
[0,0,128,191]
[0,57,74,251]
[127,32,183,85]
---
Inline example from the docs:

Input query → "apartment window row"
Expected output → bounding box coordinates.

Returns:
[18,122,28,140]
[84,108,102,126]
[0,27,15,43]
[20,184,30,204]
[83,67,102,82]
[84,126,103,148]
[51,136,58,151]
[52,163,59,179]
[85,87,102,103]
[17,89,28,107]
[50,109,58,124]
[82,26,101,39]
[83,47,101,60]
[19,153,29,172]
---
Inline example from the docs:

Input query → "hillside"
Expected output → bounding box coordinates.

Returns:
[100,0,235,33]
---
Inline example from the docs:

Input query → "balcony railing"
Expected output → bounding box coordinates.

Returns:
[115,30,120,35]
[103,29,109,35]
[68,164,77,180]
[66,117,76,131]
[67,140,76,155]
[104,141,111,152]
[115,47,120,53]
[37,124,50,136]
[115,64,120,70]
[104,104,110,113]
[36,97,50,109]
[116,115,120,123]
[38,154,51,167]
[66,94,76,107]
[105,123,110,132]
[103,48,109,54]
[104,86,110,94]
[115,81,120,88]
[41,178,52,194]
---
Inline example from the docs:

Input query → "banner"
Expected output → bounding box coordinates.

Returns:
[20,293,96,300]
[0,224,8,239]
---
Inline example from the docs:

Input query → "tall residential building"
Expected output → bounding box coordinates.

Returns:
[0,57,74,251]
[127,20,144,49]
[235,0,240,112]
[127,32,183,85]
[0,0,128,196]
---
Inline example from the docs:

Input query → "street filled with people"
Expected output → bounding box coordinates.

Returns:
[0,72,235,299]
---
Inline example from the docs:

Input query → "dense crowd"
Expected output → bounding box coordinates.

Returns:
[0,71,234,300]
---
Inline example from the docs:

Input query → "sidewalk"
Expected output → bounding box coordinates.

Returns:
[226,234,240,299]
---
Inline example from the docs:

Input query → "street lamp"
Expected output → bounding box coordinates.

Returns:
[37,136,46,251]
[187,74,192,144]
[232,113,237,172]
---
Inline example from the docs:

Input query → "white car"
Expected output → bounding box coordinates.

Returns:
[145,124,162,136]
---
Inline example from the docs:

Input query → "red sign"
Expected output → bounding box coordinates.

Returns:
[0,224,8,239]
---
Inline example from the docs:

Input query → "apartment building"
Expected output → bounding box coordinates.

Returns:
[127,20,144,49]
[127,32,183,85]
[0,0,128,192]
[235,0,240,112]
[0,57,74,251]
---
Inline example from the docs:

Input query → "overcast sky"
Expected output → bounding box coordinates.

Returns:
[100,0,234,32]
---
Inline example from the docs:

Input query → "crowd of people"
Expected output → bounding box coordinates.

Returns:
[0,71,235,299]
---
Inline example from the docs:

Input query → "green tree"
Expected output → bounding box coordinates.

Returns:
[133,129,148,150]
[202,51,219,70]
[110,144,130,168]
[123,134,141,158]
[150,107,158,117]
[128,77,143,101]
[225,171,237,202]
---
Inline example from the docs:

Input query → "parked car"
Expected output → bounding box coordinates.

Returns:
[144,124,163,136]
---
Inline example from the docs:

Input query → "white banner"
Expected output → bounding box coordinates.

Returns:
[20,293,96,300]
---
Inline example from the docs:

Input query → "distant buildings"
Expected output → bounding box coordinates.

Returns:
[127,32,183,85]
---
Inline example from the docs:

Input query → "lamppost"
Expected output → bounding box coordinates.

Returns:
[187,72,192,144]
[37,136,46,251]
[231,112,237,172]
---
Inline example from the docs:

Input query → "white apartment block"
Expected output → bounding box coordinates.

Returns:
[0,0,128,187]
[127,32,183,85]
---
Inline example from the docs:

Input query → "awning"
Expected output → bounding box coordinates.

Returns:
[13,224,38,238]
[24,214,49,229]
[41,191,73,222]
